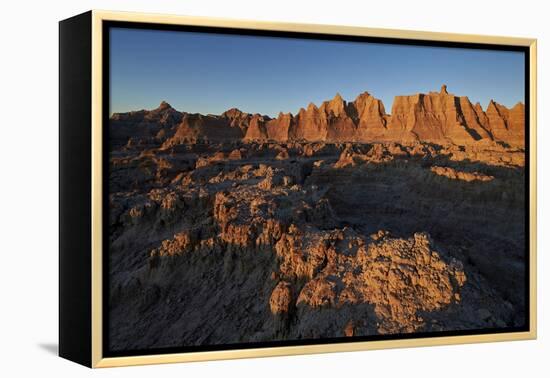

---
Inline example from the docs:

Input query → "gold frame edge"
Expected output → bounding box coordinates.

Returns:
[91,10,104,368]
[528,39,537,339]
[89,9,537,368]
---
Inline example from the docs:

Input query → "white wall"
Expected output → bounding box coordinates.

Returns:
[1,0,547,376]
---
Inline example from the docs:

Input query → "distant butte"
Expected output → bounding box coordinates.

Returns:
[110,86,525,148]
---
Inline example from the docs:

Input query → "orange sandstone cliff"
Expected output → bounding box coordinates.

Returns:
[110,86,524,148]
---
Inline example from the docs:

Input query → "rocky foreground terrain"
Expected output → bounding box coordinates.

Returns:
[108,86,526,351]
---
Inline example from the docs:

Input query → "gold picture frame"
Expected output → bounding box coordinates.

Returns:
[59,9,537,368]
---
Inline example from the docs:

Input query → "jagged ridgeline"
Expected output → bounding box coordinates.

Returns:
[110,85,525,149]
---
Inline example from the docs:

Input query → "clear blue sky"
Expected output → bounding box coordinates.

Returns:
[110,27,525,117]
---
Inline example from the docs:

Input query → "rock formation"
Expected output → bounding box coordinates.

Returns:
[387,86,493,145]
[110,86,524,148]
[484,100,526,146]
[430,166,494,182]
[109,101,183,149]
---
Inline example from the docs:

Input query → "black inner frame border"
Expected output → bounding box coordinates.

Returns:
[101,20,531,358]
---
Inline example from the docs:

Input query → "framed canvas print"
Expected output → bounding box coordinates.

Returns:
[59,10,537,368]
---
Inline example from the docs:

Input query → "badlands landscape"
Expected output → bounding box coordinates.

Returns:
[107,85,526,351]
